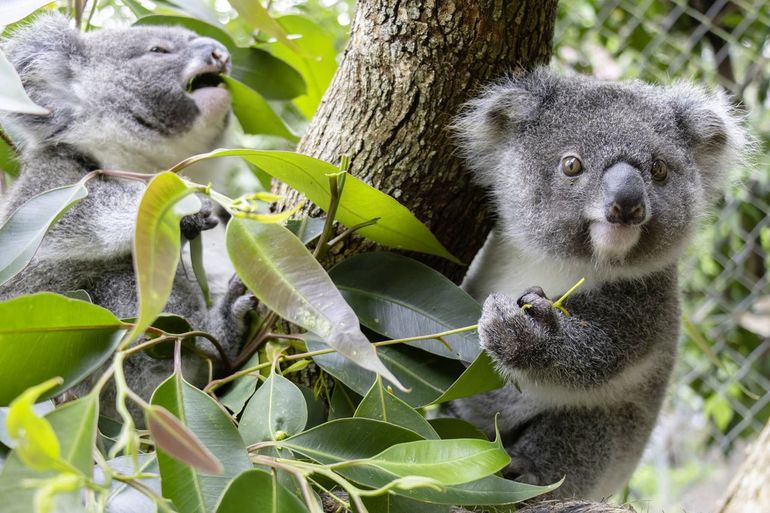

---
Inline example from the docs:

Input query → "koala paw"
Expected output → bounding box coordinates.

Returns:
[503,454,542,486]
[479,288,559,368]
[210,275,257,361]
[180,196,219,240]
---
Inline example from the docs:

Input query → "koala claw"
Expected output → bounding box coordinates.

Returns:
[180,197,219,241]
[517,287,556,322]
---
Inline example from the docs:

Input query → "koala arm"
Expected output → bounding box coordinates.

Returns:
[479,269,680,390]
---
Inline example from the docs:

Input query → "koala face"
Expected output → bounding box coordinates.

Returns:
[457,69,747,273]
[2,13,232,170]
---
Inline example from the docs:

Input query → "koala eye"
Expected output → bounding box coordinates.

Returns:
[560,155,583,177]
[651,159,668,182]
[149,46,170,54]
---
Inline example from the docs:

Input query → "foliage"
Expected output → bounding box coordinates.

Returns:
[0,3,557,512]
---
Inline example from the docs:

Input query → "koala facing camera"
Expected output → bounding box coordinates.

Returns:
[451,68,749,499]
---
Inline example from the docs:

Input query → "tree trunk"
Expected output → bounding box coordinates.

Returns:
[277,0,558,282]
[717,420,770,513]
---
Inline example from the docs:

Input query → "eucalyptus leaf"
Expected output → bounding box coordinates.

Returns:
[328,381,360,420]
[239,371,308,444]
[223,76,298,141]
[0,50,48,115]
[330,252,481,362]
[428,418,488,441]
[0,293,125,405]
[214,469,310,513]
[180,149,458,262]
[128,172,199,342]
[0,136,19,177]
[308,340,465,407]
[0,0,56,25]
[147,405,224,475]
[355,375,439,440]
[0,396,99,513]
[231,47,306,101]
[151,374,251,513]
[228,0,301,54]
[0,181,88,287]
[297,385,327,430]
[226,218,403,389]
[153,0,221,26]
[429,351,505,405]
[286,216,326,245]
[272,15,337,118]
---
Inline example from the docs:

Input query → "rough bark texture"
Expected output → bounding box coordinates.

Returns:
[277,0,558,281]
[717,420,770,513]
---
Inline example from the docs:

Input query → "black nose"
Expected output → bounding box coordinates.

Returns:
[602,162,647,225]
[193,37,231,72]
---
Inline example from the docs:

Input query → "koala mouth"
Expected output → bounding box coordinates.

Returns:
[187,72,225,92]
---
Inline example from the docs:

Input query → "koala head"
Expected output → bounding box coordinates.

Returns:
[1,13,232,171]
[456,68,749,275]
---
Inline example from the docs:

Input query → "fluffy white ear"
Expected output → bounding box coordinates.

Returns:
[668,82,752,201]
[1,13,84,148]
[453,67,555,186]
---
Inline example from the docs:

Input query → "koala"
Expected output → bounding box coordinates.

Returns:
[449,68,748,499]
[0,14,253,417]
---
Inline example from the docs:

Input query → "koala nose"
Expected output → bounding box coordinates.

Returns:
[602,162,648,225]
[192,37,231,72]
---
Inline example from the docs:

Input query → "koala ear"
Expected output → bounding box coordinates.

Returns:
[1,13,84,147]
[453,67,553,186]
[668,82,751,200]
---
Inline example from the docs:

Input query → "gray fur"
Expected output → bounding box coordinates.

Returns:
[450,68,748,499]
[0,14,251,418]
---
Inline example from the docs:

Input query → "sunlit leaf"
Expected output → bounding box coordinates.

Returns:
[214,469,310,513]
[153,0,221,26]
[355,375,439,440]
[0,293,125,405]
[177,150,459,262]
[0,1,56,25]
[228,0,301,54]
[5,379,62,471]
[0,50,48,115]
[231,47,306,101]
[223,76,298,141]
[273,15,337,118]
[0,136,19,177]
[0,181,88,287]
[134,14,236,50]
[428,351,505,405]
[151,374,251,513]
[129,172,199,342]
[226,218,404,389]
[0,396,99,513]
[330,252,481,361]
[239,371,308,445]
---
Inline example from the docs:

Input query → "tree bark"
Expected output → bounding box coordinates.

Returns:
[278,0,558,282]
[717,420,770,513]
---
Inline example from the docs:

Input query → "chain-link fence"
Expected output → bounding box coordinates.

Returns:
[554,1,770,509]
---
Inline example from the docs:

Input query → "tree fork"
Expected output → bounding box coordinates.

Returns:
[277,0,558,282]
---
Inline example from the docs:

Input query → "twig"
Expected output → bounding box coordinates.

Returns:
[326,217,380,247]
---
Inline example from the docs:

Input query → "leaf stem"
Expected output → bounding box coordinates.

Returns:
[205,324,478,394]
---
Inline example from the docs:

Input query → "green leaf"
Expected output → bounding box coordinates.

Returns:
[308,341,465,407]
[286,216,326,245]
[228,0,302,54]
[214,469,309,513]
[272,15,337,118]
[359,437,510,486]
[362,495,449,513]
[428,418,488,441]
[180,150,458,262]
[134,14,237,51]
[0,293,125,405]
[151,374,251,513]
[129,172,199,342]
[147,405,224,475]
[0,181,88,287]
[5,379,62,471]
[297,385,326,430]
[223,76,298,141]
[226,218,403,390]
[231,47,306,101]
[0,50,48,115]
[0,1,57,25]
[327,381,360,420]
[0,396,99,513]
[428,351,505,405]
[355,375,439,440]
[239,371,308,445]
[0,136,19,177]
[330,252,481,362]
[154,0,221,26]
